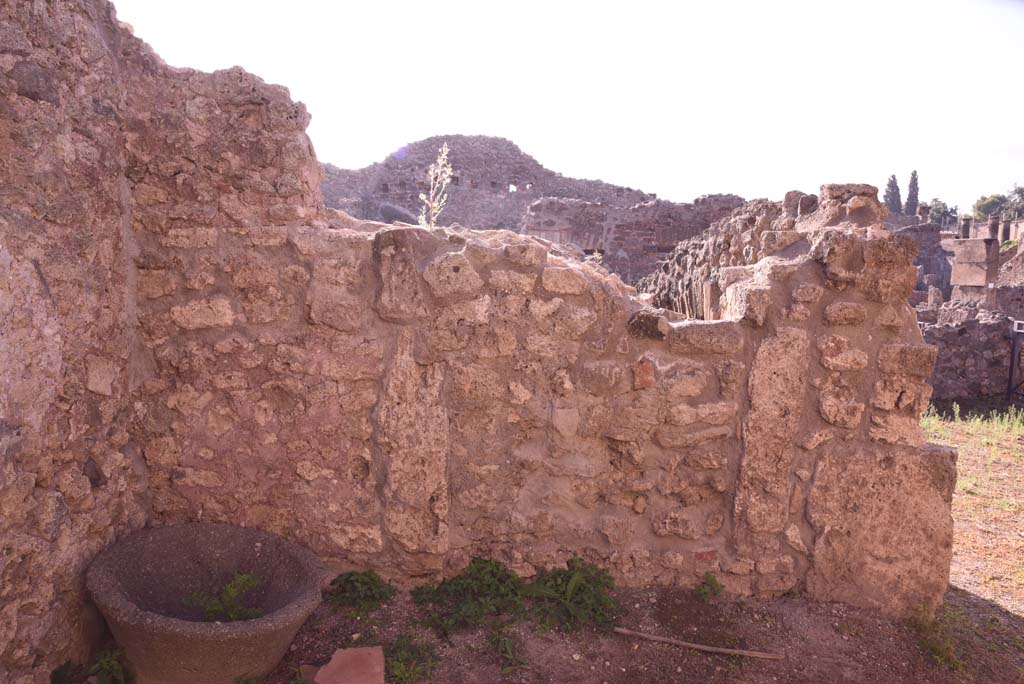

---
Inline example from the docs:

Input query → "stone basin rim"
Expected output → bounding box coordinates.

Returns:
[85,522,325,638]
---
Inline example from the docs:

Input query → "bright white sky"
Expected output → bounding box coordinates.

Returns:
[113,0,1023,212]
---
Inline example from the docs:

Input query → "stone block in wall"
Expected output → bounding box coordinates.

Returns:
[373,228,430,321]
[169,298,235,329]
[823,302,867,326]
[424,251,484,298]
[877,343,938,377]
[666,320,744,355]
[806,444,956,616]
[735,328,809,536]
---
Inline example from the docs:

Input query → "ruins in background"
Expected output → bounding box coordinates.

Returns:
[639,191,1024,403]
[321,135,743,282]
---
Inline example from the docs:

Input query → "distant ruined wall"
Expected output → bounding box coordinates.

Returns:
[919,306,1018,401]
[2,3,957,683]
[638,185,901,320]
[321,135,653,231]
[520,194,744,283]
[892,223,955,297]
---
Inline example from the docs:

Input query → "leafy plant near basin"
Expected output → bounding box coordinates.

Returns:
[412,558,525,635]
[694,572,724,602]
[325,569,396,615]
[184,572,263,622]
[385,634,438,684]
[89,650,130,684]
[523,557,620,633]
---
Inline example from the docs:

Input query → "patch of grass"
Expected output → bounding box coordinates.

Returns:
[957,475,980,495]
[385,634,437,684]
[184,572,263,622]
[326,570,396,615]
[89,650,130,684]
[235,677,263,684]
[412,558,524,635]
[910,607,966,672]
[920,404,949,440]
[489,624,528,675]
[694,572,724,602]
[522,557,620,633]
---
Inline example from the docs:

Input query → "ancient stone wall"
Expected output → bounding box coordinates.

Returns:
[321,135,653,231]
[520,194,744,283]
[135,217,954,622]
[1,2,150,679]
[2,4,957,682]
[1,0,320,679]
[919,306,1018,400]
[892,223,955,297]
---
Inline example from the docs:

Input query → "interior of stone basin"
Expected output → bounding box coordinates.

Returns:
[99,525,312,621]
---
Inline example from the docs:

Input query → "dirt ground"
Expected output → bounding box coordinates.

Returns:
[260,404,1024,684]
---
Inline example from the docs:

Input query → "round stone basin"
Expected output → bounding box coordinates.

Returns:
[86,522,324,684]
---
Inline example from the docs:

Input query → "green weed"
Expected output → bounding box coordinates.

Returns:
[326,570,396,615]
[910,607,965,671]
[489,624,528,675]
[385,634,437,684]
[523,557,619,633]
[694,572,724,602]
[412,558,524,635]
[89,650,129,684]
[184,572,263,622]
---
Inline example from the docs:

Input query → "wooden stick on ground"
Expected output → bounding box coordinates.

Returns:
[613,627,784,660]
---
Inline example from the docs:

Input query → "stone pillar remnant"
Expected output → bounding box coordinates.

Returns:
[959,216,972,239]
[987,213,1001,240]
[949,237,1000,307]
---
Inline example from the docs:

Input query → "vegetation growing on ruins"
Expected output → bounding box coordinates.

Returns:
[523,557,621,633]
[183,573,263,622]
[910,607,966,671]
[412,558,525,634]
[417,142,452,229]
[385,634,438,684]
[694,572,725,602]
[325,569,396,615]
[88,650,129,684]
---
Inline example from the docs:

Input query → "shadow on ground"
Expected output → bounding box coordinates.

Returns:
[264,584,1024,684]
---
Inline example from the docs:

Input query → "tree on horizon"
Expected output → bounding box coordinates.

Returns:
[883,175,902,215]
[905,170,919,216]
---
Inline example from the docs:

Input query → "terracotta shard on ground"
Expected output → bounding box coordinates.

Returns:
[314,646,385,684]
